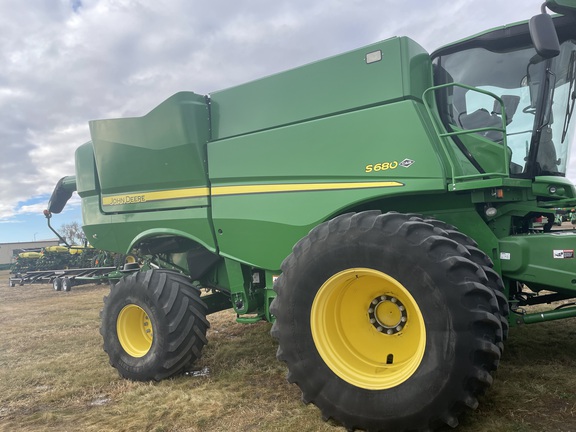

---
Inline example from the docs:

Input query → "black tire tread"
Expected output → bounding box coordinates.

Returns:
[271,211,502,432]
[422,217,510,343]
[100,269,209,381]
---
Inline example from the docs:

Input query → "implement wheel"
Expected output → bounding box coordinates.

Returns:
[53,278,62,291]
[62,277,73,292]
[100,269,209,381]
[271,211,502,431]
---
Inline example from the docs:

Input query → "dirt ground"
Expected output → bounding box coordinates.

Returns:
[3,268,576,432]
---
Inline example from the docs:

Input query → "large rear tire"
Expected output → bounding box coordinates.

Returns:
[100,269,209,381]
[271,211,502,431]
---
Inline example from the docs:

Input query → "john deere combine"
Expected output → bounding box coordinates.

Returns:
[47,1,576,430]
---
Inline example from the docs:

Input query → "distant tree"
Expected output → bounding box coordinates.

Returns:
[58,221,86,245]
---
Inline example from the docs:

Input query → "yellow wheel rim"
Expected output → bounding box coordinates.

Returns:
[311,268,426,390]
[117,304,153,358]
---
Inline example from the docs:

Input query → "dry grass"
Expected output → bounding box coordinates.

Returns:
[2,268,576,432]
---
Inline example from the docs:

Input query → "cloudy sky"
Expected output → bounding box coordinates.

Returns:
[0,0,566,243]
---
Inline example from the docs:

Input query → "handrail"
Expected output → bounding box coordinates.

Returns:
[422,83,510,190]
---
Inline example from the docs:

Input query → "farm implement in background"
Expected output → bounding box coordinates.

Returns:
[9,266,118,290]
[9,241,139,291]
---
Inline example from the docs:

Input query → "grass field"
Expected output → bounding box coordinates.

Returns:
[2,268,576,432]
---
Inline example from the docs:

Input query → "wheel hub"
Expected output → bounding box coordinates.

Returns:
[117,304,153,358]
[311,268,426,390]
[368,295,407,334]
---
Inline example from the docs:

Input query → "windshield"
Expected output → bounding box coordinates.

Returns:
[433,39,576,178]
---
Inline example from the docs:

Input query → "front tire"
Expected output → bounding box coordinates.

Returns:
[100,269,209,381]
[271,211,502,431]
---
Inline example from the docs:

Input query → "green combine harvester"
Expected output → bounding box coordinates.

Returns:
[47,1,576,430]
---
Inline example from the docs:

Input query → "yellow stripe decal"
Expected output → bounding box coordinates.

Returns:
[102,187,209,206]
[211,181,404,196]
[102,182,404,206]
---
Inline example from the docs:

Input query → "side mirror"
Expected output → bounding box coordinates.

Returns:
[529,13,560,59]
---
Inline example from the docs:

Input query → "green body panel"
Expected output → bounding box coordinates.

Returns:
[89,92,210,213]
[209,98,446,268]
[499,232,576,295]
[75,142,98,198]
[211,180,442,269]
[531,176,576,200]
[80,195,216,253]
[208,101,442,185]
[210,37,430,140]
[76,92,217,253]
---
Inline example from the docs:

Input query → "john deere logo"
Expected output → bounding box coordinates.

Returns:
[399,159,414,168]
